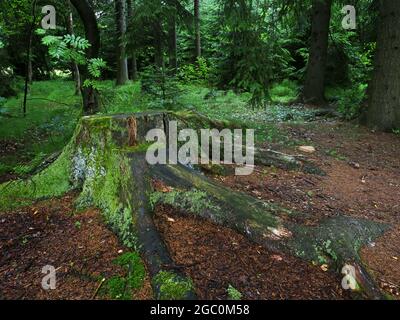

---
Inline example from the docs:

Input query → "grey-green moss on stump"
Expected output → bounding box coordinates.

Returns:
[0,111,196,300]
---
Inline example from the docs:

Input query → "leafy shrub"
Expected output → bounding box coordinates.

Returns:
[178,57,211,84]
[87,58,107,79]
[98,81,144,114]
[348,43,375,84]
[337,84,367,120]
[38,29,106,90]
[270,80,299,104]
[38,30,90,64]
[141,65,182,110]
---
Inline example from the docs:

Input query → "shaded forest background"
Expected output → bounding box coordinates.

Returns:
[0,0,398,130]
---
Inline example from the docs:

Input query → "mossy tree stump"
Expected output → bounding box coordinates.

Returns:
[0,112,388,299]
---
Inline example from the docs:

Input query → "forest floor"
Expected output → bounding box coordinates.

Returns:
[152,118,400,300]
[0,193,153,300]
[0,81,399,300]
[1,117,399,300]
[228,119,400,298]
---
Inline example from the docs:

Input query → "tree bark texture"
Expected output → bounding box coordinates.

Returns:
[365,0,400,131]
[303,0,332,105]
[115,0,129,85]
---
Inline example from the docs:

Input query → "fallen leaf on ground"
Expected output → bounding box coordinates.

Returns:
[321,264,329,272]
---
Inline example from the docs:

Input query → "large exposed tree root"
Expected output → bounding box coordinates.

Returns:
[0,112,388,300]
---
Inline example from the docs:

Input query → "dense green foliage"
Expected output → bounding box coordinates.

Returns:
[0,0,384,114]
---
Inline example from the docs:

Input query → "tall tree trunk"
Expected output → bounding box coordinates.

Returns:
[23,0,38,117]
[127,0,138,81]
[154,20,164,68]
[365,0,400,131]
[115,0,129,85]
[66,1,81,96]
[168,8,177,72]
[28,59,33,84]
[302,0,332,105]
[71,58,81,96]
[70,0,100,114]
[194,0,201,59]
[131,53,138,80]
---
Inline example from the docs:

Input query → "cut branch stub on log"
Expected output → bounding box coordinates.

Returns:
[0,112,388,299]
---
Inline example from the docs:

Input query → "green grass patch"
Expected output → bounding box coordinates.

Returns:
[270,80,299,104]
[0,80,80,139]
[97,80,147,115]
[176,84,293,145]
[0,80,81,176]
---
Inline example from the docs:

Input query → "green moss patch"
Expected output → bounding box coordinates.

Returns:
[101,252,146,300]
[150,189,220,216]
[153,271,194,300]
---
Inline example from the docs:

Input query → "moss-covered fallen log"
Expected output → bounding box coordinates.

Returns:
[171,110,326,175]
[0,112,387,300]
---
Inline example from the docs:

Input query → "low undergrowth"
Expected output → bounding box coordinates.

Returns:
[0,80,80,179]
